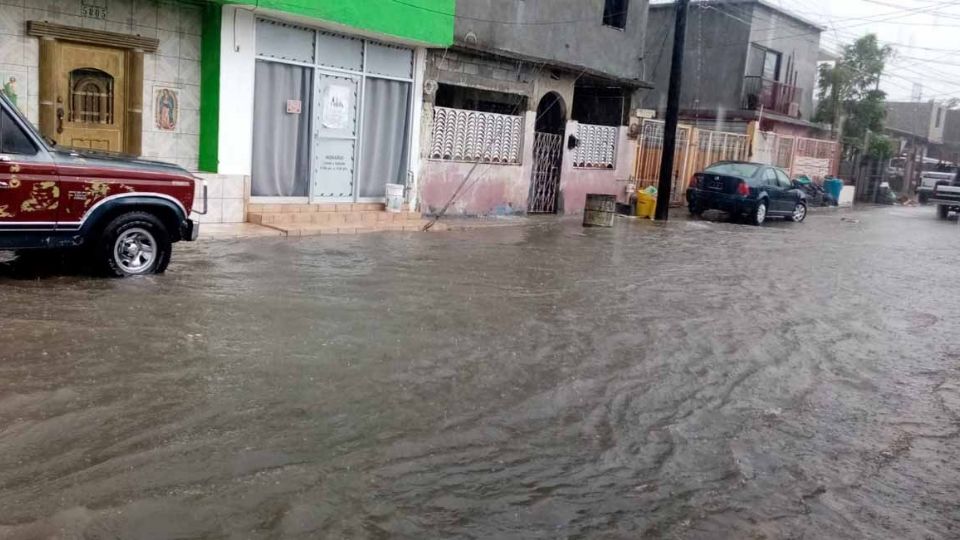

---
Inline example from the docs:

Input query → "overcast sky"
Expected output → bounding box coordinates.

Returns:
[653,0,960,102]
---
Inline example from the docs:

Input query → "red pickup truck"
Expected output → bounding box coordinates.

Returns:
[0,92,204,276]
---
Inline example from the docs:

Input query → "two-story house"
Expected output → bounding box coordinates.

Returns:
[419,0,653,216]
[885,100,953,193]
[642,0,826,138]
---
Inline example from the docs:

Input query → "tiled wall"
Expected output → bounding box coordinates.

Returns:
[0,0,200,171]
[194,173,247,223]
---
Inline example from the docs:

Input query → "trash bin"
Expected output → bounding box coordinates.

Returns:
[385,183,405,213]
[582,194,617,227]
[823,178,843,202]
[636,191,657,219]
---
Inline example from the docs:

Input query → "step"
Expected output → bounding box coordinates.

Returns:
[270,219,448,237]
[246,202,386,214]
[248,210,421,226]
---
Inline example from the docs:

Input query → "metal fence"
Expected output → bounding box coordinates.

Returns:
[633,120,750,205]
[572,123,618,169]
[429,106,524,164]
[755,131,840,181]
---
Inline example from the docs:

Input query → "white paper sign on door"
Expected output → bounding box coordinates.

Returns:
[322,85,351,129]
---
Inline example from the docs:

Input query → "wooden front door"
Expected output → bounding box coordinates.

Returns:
[54,42,126,152]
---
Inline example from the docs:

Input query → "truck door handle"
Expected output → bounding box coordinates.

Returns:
[0,181,10,188]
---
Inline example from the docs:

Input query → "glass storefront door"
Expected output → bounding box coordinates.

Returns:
[312,72,359,202]
[252,19,415,204]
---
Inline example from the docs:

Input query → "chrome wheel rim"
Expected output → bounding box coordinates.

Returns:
[794,203,806,221]
[114,228,156,274]
[756,203,766,224]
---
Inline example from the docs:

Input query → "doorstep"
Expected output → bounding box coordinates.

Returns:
[247,202,434,237]
[197,222,286,240]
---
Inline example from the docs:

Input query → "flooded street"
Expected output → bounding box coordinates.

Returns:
[2,206,959,539]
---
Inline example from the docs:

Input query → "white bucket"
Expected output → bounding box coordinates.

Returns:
[385,183,405,213]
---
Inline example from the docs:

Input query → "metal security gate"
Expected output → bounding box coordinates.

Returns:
[528,132,563,213]
[633,120,749,206]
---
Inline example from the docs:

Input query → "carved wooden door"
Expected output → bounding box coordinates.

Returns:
[54,42,126,152]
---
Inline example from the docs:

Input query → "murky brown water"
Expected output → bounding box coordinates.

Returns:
[1,207,959,539]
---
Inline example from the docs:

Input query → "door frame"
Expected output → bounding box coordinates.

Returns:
[28,21,159,156]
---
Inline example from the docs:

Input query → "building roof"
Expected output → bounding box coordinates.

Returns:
[649,0,826,32]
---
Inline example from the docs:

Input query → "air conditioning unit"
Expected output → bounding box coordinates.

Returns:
[788,102,800,117]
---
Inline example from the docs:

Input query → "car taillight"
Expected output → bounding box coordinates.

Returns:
[737,181,750,196]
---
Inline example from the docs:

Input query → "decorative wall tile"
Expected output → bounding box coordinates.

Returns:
[157,29,178,57]
[132,1,157,28]
[0,36,23,65]
[154,54,178,83]
[179,33,199,61]
[179,5,200,35]
[156,1,178,32]
[179,83,199,110]
[179,108,198,134]
[104,0,133,23]
[0,8,23,35]
[221,198,245,223]
[176,133,198,160]
[178,58,199,85]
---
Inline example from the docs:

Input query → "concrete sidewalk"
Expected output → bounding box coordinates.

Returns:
[197,215,539,240]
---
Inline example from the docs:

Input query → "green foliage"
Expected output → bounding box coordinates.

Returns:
[867,135,895,160]
[814,34,893,157]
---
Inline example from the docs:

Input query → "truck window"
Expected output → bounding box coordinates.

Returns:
[0,107,37,155]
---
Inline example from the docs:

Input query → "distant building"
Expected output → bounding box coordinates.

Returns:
[642,0,828,138]
[419,0,654,216]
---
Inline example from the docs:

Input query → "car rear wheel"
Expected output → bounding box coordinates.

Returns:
[749,201,767,226]
[937,204,950,220]
[98,211,172,277]
[689,202,703,216]
[788,202,807,223]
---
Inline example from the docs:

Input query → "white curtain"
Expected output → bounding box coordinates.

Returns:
[358,78,411,198]
[251,61,312,197]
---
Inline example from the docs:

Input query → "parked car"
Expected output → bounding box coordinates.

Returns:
[686,161,807,225]
[0,92,205,276]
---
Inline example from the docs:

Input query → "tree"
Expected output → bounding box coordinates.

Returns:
[814,34,893,159]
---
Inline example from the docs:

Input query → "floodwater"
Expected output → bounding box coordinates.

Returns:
[1,207,959,539]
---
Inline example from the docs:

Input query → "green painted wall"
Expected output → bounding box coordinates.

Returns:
[221,0,455,46]
[198,3,221,173]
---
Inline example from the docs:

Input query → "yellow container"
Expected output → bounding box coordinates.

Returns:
[636,191,657,219]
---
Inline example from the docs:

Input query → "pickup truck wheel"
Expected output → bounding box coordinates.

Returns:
[918,193,930,205]
[937,205,950,220]
[98,211,171,277]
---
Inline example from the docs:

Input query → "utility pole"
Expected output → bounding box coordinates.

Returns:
[655,0,690,221]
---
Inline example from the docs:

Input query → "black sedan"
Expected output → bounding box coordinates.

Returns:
[686,161,808,225]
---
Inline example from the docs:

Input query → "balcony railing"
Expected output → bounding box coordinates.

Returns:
[741,76,802,117]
